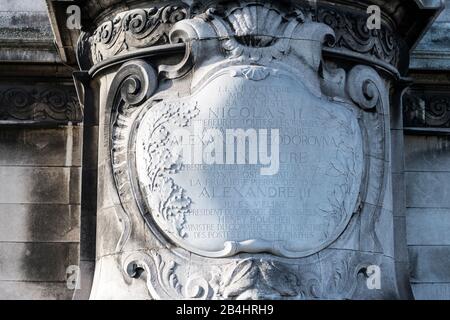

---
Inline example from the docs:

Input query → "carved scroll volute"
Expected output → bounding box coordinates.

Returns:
[107,59,159,255]
[169,18,219,66]
[166,6,337,94]
[158,17,220,79]
[108,59,158,109]
[290,22,336,73]
[346,65,385,111]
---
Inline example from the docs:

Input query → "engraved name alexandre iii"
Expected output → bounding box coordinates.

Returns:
[105,2,388,299]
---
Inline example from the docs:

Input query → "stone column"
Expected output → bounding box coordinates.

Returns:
[72,0,443,299]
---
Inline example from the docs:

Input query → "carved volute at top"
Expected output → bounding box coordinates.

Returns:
[80,0,405,73]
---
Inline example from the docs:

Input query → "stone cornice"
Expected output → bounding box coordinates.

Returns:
[45,0,444,71]
[74,1,408,75]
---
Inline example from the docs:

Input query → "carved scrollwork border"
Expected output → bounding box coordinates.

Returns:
[0,83,82,124]
[79,1,403,74]
[104,2,392,300]
[403,88,450,129]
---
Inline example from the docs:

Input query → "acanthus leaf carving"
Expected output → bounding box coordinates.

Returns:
[81,2,401,71]
[316,5,400,67]
[123,250,378,300]
[89,4,188,65]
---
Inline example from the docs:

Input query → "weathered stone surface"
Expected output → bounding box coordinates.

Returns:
[89,254,150,300]
[85,0,401,300]
[0,0,442,300]
[405,172,450,208]
[393,216,409,263]
[96,206,125,258]
[0,167,80,204]
[392,173,405,217]
[0,127,82,167]
[79,213,96,261]
[0,204,80,242]
[0,0,58,63]
[72,260,95,300]
[412,283,450,300]
[0,242,78,281]
[405,136,450,172]
[403,88,450,129]
[0,281,74,300]
[390,129,405,174]
[0,83,82,124]
[409,246,450,283]
[411,0,450,70]
[407,208,450,245]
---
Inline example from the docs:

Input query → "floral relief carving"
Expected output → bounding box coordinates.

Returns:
[124,250,375,300]
[83,2,401,70]
[316,6,399,67]
[137,101,199,238]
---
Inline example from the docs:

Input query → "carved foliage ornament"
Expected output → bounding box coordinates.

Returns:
[107,2,388,299]
[316,6,399,67]
[89,5,188,64]
[84,1,400,69]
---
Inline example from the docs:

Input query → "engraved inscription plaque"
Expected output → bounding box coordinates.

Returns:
[136,65,364,258]
[93,0,406,300]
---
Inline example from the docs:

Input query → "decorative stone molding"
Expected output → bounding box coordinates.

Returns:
[0,83,82,124]
[99,1,393,299]
[79,1,402,73]
[123,249,380,300]
[87,4,188,65]
[41,0,443,301]
[316,5,400,68]
[403,88,450,129]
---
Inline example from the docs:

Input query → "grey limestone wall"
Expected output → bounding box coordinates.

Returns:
[402,0,450,300]
[405,135,450,300]
[0,0,82,299]
[0,0,58,63]
[404,0,450,300]
[0,126,82,299]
